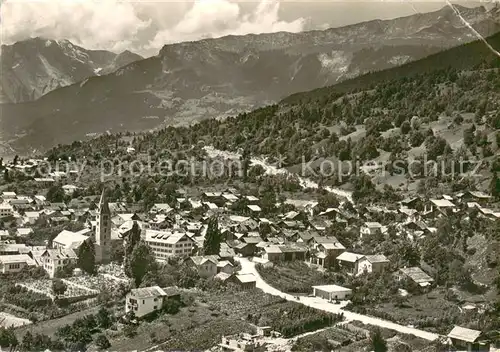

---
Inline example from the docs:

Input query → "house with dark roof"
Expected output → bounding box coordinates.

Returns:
[234,242,256,257]
[456,191,492,205]
[228,273,257,290]
[400,197,423,210]
[280,244,307,261]
[397,267,434,290]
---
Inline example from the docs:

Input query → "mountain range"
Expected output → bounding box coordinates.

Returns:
[1,4,499,156]
[0,39,143,104]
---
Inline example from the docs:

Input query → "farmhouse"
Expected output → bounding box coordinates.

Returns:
[263,246,283,262]
[247,204,262,214]
[280,244,306,261]
[222,193,239,204]
[426,199,456,214]
[360,222,384,238]
[23,211,41,225]
[39,248,78,278]
[150,203,173,214]
[217,260,235,274]
[220,333,267,352]
[398,267,434,288]
[400,197,423,210]
[336,252,364,274]
[457,191,491,205]
[244,195,259,204]
[16,228,33,238]
[185,255,219,278]
[62,184,78,195]
[126,286,168,318]
[1,192,16,200]
[228,273,257,289]
[311,240,346,268]
[356,255,390,276]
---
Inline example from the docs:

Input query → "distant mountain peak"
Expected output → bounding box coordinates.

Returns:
[0,38,143,103]
[1,5,499,154]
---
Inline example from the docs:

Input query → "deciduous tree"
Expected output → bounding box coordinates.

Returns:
[78,240,96,275]
[52,278,67,295]
[203,216,222,255]
[125,241,156,287]
[370,329,388,352]
[94,334,111,350]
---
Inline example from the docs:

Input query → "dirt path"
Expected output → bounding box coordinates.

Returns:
[236,257,440,342]
[203,146,353,203]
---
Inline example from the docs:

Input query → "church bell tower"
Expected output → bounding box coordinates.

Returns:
[95,189,111,263]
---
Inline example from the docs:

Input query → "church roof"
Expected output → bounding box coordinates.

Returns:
[99,189,110,214]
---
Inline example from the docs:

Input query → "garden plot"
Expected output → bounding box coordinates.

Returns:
[257,261,342,294]
[291,325,367,351]
[98,263,128,281]
[20,279,95,299]
[64,273,127,294]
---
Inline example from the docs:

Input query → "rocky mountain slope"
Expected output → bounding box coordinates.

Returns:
[0,38,143,103]
[1,5,499,155]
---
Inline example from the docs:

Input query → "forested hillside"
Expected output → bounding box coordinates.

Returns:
[47,32,500,198]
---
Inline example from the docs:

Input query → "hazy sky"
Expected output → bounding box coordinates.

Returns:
[0,0,493,55]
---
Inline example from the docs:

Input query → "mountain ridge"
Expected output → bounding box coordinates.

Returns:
[0,38,143,103]
[1,5,499,156]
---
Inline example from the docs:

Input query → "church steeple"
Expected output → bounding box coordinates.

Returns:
[98,188,110,215]
[95,188,111,263]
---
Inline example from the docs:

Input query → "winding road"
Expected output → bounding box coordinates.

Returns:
[203,146,353,203]
[236,257,440,342]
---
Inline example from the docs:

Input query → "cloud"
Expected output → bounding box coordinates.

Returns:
[0,0,306,55]
[1,0,152,52]
[148,0,305,49]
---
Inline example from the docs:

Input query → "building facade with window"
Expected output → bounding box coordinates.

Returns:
[145,230,194,261]
[125,286,167,318]
[39,249,78,278]
[0,254,36,274]
[0,204,13,218]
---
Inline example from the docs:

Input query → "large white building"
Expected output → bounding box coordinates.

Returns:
[52,229,93,251]
[145,230,194,261]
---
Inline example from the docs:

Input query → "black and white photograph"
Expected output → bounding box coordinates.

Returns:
[0,0,499,351]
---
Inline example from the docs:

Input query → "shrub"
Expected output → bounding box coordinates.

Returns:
[52,279,67,295]
[123,324,137,338]
[94,334,111,350]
